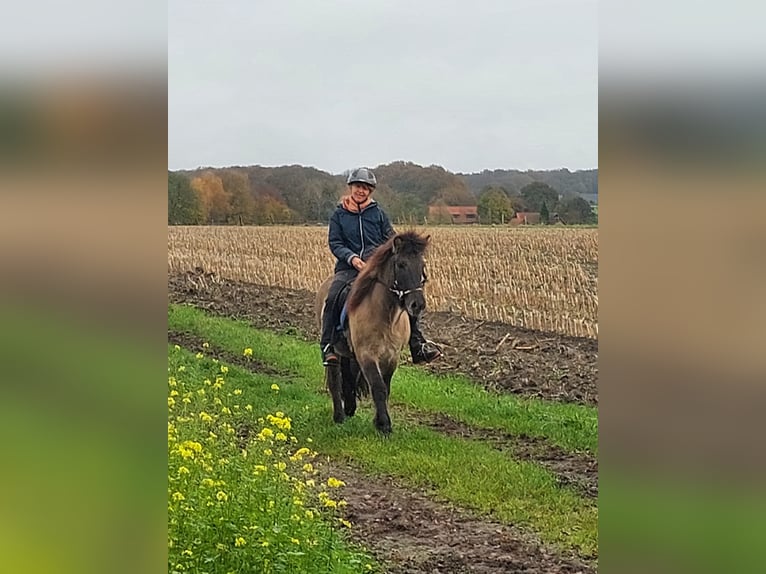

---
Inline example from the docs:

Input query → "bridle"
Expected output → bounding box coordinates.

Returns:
[388,264,428,302]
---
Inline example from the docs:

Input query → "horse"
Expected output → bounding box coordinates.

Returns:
[315,231,430,435]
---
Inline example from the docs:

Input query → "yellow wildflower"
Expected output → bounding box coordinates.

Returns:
[170,389,179,397]
[274,462,287,472]
[275,432,287,441]
[220,365,229,374]
[339,519,352,529]
[168,397,175,408]
[270,384,280,392]
[202,342,209,348]
[263,449,272,456]
[177,366,185,372]
[302,463,314,474]
[291,538,300,545]
[199,412,213,423]
[182,549,193,557]
[305,510,314,520]
[171,492,185,502]
[177,466,189,475]
[243,348,253,357]
[173,344,181,351]
[234,537,246,547]
[327,477,346,488]
[253,465,267,474]
[233,389,242,395]
[245,405,253,412]
[216,490,228,502]
[201,478,215,487]
[195,352,203,359]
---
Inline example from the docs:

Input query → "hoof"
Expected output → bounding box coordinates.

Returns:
[374,420,392,435]
[333,412,346,424]
[344,406,357,417]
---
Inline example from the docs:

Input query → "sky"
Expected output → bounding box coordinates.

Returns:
[169,0,597,175]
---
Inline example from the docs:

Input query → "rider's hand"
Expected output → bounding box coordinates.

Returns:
[351,257,366,271]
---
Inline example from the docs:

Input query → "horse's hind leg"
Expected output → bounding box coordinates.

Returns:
[341,357,357,417]
[359,359,391,435]
[326,365,345,424]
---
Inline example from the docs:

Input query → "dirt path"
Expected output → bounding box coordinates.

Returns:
[168,269,598,405]
[317,462,595,574]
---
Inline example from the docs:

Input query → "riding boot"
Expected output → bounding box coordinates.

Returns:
[409,315,442,364]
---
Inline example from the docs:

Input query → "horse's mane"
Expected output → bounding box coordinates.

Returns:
[346,231,428,313]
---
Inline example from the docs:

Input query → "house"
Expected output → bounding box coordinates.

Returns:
[427,205,479,224]
[509,212,541,225]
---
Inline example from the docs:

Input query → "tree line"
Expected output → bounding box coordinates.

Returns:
[168,161,597,226]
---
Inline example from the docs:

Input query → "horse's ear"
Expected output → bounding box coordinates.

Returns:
[392,235,402,254]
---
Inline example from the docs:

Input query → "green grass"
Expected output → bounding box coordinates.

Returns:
[168,303,597,455]
[168,304,598,557]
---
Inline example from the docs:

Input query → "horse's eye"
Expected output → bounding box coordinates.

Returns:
[396,261,406,269]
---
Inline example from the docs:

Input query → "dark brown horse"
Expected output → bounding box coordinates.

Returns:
[315,231,430,434]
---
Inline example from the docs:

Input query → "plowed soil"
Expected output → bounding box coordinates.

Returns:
[168,268,598,405]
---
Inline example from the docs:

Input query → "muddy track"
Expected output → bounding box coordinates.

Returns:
[316,462,595,574]
[168,269,598,405]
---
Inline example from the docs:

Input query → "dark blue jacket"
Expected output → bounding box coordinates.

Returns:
[329,200,395,273]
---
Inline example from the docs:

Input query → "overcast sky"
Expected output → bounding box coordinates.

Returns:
[169,0,597,174]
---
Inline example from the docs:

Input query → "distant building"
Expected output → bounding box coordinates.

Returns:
[427,205,479,224]
[509,212,541,225]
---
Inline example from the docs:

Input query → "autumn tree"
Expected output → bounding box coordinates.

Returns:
[220,169,255,224]
[191,171,230,224]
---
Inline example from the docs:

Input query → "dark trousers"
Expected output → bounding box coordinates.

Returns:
[320,269,428,353]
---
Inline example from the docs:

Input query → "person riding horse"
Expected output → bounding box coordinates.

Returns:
[319,167,442,367]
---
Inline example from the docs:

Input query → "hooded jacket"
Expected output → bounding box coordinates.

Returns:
[328,197,395,273]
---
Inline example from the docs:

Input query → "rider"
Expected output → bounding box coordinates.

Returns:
[320,167,443,367]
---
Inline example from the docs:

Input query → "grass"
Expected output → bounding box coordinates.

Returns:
[168,304,598,557]
[168,303,597,455]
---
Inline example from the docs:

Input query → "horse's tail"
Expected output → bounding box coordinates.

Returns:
[344,357,369,399]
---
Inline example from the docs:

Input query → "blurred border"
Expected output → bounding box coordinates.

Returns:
[600,1,766,572]
[0,5,166,572]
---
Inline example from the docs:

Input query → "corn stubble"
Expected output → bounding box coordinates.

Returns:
[168,226,598,339]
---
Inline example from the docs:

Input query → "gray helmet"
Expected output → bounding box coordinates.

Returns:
[347,167,377,188]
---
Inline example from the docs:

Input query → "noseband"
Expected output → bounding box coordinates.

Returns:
[388,265,427,302]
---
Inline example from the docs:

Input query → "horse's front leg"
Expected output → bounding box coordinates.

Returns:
[326,365,345,424]
[359,359,391,435]
[341,357,358,417]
